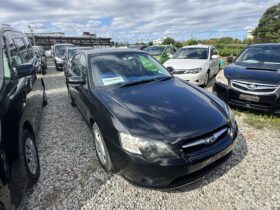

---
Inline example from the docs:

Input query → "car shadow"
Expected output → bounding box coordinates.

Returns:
[163,131,248,193]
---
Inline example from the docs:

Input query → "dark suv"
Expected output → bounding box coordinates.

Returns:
[214,43,280,114]
[0,25,47,208]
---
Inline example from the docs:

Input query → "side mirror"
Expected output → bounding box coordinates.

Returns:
[68,76,86,87]
[16,64,36,79]
[166,66,174,74]
[211,55,219,60]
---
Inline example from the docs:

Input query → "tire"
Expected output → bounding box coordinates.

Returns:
[204,71,210,87]
[92,123,113,172]
[42,91,48,106]
[0,149,10,185]
[42,66,46,75]
[69,93,76,106]
[20,130,40,186]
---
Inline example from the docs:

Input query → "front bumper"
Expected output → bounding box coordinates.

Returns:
[173,72,204,85]
[111,130,237,188]
[55,61,64,70]
[213,82,280,114]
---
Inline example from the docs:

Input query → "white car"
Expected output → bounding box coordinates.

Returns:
[163,45,220,86]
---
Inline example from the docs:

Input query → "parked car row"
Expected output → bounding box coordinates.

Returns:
[61,42,279,188]
[0,25,47,209]
[145,43,280,114]
[1,24,278,207]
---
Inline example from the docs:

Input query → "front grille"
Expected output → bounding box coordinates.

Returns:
[231,80,279,95]
[182,126,228,155]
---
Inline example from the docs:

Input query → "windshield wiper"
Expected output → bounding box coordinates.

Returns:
[118,77,172,88]
[246,67,279,71]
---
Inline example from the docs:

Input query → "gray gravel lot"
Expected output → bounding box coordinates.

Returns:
[20,60,280,209]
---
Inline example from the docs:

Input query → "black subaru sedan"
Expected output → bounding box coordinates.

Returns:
[214,43,280,114]
[66,48,238,188]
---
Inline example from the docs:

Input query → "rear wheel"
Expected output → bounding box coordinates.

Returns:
[92,123,113,172]
[42,91,48,106]
[20,130,40,186]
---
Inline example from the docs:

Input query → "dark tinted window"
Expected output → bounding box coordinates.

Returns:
[13,38,30,61]
[4,31,23,68]
[72,53,81,75]
[173,48,209,59]
[236,46,280,65]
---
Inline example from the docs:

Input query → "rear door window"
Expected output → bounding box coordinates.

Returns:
[13,38,30,62]
[4,31,23,69]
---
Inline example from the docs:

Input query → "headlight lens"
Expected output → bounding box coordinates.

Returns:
[227,106,237,137]
[185,68,202,74]
[55,57,63,63]
[119,133,178,159]
[216,70,228,85]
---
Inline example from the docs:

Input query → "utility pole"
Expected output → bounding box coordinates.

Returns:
[28,25,36,46]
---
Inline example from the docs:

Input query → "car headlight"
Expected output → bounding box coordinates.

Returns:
[55,57,63,63]
[216,70,228,85]
[185,68,202,74]
[119,133,178,160]
[226,106,237,137]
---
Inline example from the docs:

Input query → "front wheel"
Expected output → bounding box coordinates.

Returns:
[204,71,210,87]
[20,130,40,186]
[0,149,10,185]
[92,123,113,172]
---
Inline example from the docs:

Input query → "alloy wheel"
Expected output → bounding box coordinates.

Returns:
[94,128,107,166]
[25,137,38,175]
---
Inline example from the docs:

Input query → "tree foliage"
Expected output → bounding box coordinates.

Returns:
[253,3,280,42]
[162,37,175,45]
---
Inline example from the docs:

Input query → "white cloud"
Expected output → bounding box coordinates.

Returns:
[0,0,278,42]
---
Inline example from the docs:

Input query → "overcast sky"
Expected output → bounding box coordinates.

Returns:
[0,0,278,42]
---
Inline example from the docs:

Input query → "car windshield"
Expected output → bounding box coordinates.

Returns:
[173,48,209,59]
[235,46,280,68]
[68,49,77,60]
[90,52,171,88]
[55,45,71,57]
[144,46,166,56]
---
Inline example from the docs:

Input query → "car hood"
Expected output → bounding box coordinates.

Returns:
[164,59,208,69]
[225,63,280,85]
[96,78,228,144]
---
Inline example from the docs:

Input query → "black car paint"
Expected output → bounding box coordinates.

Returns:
[214,44,280,114]
[0,26,46,208]
[67,49,237,187]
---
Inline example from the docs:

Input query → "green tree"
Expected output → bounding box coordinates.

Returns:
[253,3,280,42]
[174,41,183,48]
[148,41,153,46]
[162,37,175,45]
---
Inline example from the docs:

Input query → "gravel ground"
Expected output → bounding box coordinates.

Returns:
[20,60,280,209]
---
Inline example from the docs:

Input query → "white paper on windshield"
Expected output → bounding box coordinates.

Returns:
[102,76,124,86]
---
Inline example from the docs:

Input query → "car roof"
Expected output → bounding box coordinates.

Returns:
[182,45,212,48]
[249,43,280,47]
[146,45,169,48]
[83,48,146,56]
[68,47,92,50]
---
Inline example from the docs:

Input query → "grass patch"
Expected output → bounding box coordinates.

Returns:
[234,109,280,130]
